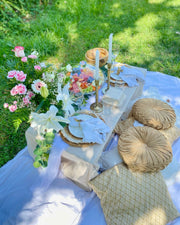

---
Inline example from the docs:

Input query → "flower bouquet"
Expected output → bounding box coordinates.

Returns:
[3,46,78,168]
[69,61,104,95]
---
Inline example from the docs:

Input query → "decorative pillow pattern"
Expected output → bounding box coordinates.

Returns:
[132,98,176,130]
[89,163,179,225]
[118,126,172,172]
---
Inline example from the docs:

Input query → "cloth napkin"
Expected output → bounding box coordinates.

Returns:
[69,115,110,144]
[111,65,145,87]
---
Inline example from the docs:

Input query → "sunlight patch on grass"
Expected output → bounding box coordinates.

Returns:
[165,0,180,6]
[148,0,166,3]
[66,23,79,43]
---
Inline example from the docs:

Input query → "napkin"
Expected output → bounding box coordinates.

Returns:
[69,115,110,144]
[111,65,145,87]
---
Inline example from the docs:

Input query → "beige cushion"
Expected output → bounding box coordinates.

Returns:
[114,116,135,136]
[132,98,176,130]
[89,163,179,225]
[118,126,172,172]
[159,126,180,145]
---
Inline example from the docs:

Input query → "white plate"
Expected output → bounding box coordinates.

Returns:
[68,125,84,138]
[110,73,123,81]
[68,114,95,138]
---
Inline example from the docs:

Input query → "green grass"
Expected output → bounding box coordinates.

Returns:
[0,0,180,167]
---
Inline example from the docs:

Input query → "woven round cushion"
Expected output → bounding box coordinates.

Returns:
[132,98,176,130]
[118,126,172,172]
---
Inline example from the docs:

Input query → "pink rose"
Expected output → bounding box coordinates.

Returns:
[28,55,37,59]
[13,101,17,105]
[34,65,41,71]
[4,103,9,108]
[16,84,27,95]
[27,91,35,99]
[23,96,31,105]
[7,70,17,79]
[15,71,27,82]
[10,86,19,96]
[9,105,17,112]
[21,57,27,62]
[12,46,25,57]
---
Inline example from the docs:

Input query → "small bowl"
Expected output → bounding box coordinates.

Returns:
[85,48,108,67]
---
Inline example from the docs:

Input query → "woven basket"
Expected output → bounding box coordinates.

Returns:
[85,48,108,67]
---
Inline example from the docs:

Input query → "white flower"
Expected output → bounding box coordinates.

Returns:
[39,62,47,68]
[31,79,47,94]
[30,105,70,133]
[66,64,72,72]
[56,83,75,116]
[43,71,55,82]
[31,50,39,57]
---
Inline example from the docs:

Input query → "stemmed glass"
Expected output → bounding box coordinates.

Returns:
[71,92,84,112]
[112,49,119,65]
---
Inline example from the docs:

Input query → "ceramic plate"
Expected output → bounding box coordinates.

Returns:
[68,114,94,138]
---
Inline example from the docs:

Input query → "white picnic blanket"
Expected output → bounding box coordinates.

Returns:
[0,70,180,225]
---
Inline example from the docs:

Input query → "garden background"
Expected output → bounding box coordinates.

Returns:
[0,0,180,167]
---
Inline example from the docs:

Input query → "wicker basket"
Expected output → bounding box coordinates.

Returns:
[85,48,108,67]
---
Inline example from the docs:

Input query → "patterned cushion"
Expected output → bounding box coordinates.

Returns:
[132,98,176,130]
[118,126,172,172]
[89,163,179,225]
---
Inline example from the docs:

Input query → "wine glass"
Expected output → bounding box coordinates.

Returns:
[112,49,119,65]
[71,92,84,112]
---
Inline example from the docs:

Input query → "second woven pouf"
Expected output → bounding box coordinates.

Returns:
[132,98,176,130]
[118,126,172,172]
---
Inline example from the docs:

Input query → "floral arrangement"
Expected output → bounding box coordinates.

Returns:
[3,46,106,168]
[3,46,79,168]
[69,62,104,94]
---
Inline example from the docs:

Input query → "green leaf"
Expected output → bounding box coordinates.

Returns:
[33,161,41,168]
[45,132,55,144]
[34,155,41,161]
[34,147,44,156]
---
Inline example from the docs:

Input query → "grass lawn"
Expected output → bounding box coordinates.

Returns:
[0,0,180,167]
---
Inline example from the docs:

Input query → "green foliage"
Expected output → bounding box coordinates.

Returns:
[33,131,55,168]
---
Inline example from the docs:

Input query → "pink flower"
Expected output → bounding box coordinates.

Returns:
[28,55,37,59]
[13,101,17,105]
[21,57,27,62]
[16,84,27,95]
[7,70,17,79]
[15,71,27,82]
[23,96,31,105]
[12,46,25,57]
[4,103,9,108]
[34,65,41,71]
[71,82,80,93]
[9,105,17,112]
[31,79,47,93]
[27,91,35,99]
[10,86,19,96]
